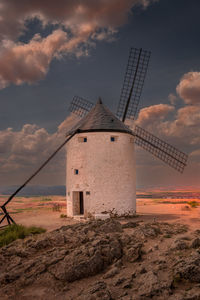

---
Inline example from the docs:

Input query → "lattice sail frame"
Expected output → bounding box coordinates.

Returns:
[69,95,94,118]
[116,48,151,122]
[133,125,188,173]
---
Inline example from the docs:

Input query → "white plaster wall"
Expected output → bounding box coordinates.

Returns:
[66,131,136,217]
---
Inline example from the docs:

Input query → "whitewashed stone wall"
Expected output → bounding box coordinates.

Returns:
[66,131,136,217]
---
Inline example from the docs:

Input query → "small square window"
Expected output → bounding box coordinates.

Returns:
[78,137,87,143]
[111,137,115,142]
[74,169,79,175]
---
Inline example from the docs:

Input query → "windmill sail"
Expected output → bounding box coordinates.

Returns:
[116,47,151,122]
[134,125,188,173]
[69,95,94,118]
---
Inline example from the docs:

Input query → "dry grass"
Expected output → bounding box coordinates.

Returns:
[0,224,46,247]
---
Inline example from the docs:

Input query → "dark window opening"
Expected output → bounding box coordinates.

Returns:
[78,136,87,143]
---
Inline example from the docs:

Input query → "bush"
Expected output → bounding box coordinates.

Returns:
[41,198,52,202]
[0,224,46,247]
[52,203,62,212]
[60,214,67,218]
[187,201,199,208]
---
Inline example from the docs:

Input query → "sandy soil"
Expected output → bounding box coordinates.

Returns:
[137,198,200,230]
[1,195,200,230]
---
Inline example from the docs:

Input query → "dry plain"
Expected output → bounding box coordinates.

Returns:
[1,194,200,230]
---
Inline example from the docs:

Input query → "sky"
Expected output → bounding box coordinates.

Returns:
[0,0,200,190]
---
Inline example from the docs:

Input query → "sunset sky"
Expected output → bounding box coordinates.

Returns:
[0,0,200,190]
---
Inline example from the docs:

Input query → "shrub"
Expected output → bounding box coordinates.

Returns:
[187,201,199,208]
[41,198,52,202]
[52,203,62,212]
[60,214,67,218]
[0,224,46,247]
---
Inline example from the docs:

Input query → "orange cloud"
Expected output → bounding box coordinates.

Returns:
[0,0,157,89]
[136,104,174,128]
[176,72,200,105]
[0,30,69,88]
[133,70,200,188]
[0,0,157,39]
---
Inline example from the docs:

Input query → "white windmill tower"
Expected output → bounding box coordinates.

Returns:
[66,98,136,218]
[0,48,188,227]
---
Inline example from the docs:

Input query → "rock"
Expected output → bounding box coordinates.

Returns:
[100,219,123,233]
[114,277,126,286]
[136,271,171,297]
[31,237,52,250]
[122,221,140,229]
[134,223,161,238]
[83,281,112,300]
[170,239,189,250]
[194,229,200,236]
[120,295,132,300]
[0,219,195,300]
[123,279,133,289]
[114,258,123,268]
[125,243,143,262]
[89,281,107,293]
[139,267,147,274]
[174,252,200,283]
[169,289,200,300]
[48,237,122,282]
[103,266,119,279]
[191,238,200,248]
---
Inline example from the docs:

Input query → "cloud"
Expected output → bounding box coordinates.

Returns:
[190,149,200,157]
[136,71,200,144]
[0,0,157,89]
[133,70,200,189]
[136,104,174,128]
[168,93,178,105]
[0,114,78,185]
[0,0,157,39]
[136,103,200,146]
[176,72,200,105]
[0,30,69,89]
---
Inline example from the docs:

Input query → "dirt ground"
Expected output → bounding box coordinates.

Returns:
[1,195,200,231]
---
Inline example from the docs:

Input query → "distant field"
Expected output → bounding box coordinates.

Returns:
[0,195,66,215]
[0,194,200,231]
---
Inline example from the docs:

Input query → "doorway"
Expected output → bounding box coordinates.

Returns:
[79,192,84,214]
[73,191,84,215]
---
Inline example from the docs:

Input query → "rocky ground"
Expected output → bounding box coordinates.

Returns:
[1,218,200,300]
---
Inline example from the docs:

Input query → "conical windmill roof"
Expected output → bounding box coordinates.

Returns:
[70,98,133,135]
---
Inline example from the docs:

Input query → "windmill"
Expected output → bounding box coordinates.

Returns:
[0,48,188,225]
